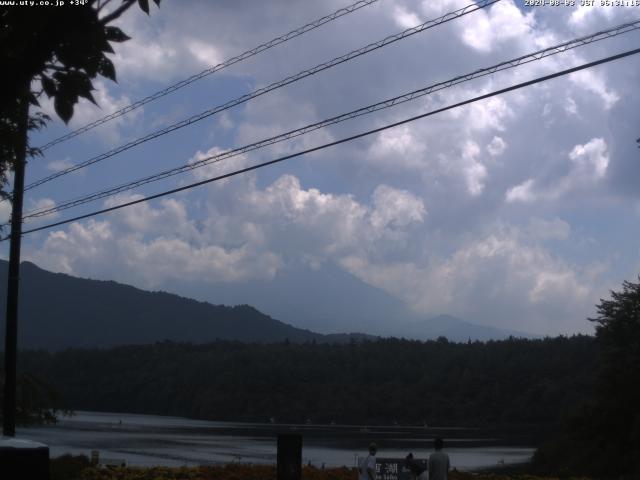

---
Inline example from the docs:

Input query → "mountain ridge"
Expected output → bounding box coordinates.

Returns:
[0,260,357,349]
[0,260,533,350]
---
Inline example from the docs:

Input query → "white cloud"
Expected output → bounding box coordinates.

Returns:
[505,138,609,203]
[109,11,182,82]
[444,88,515,132]
[564,97,578,116]
[487,136,506,157]
[340,224,600,334]
[460,140,487,196]
[24,198,59,223]
[458,1,536,53]
[568,137,609,180]
[370,185,426,229]
[28,202,282,289]
[39,79,141,145]
[393,5,422,29]
[187,146,251,186]
[18,0,640,339]
[46,158,75,173]
[506,178,536,203]
[568,5,616,30]
[186,39,223,68]
[569,70,619,110]
[28,175,426,291]
[368,125,427,169]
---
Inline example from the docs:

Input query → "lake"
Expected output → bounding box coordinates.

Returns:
[18,411,534,470]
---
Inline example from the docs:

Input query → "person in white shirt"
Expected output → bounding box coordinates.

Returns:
[358,442,377,480]
[428,438,450,480]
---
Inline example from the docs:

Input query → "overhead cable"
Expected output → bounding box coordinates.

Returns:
[36,0,381,151]
[8,46,639,240]
[24,0,499,191]
[21,19,640,220]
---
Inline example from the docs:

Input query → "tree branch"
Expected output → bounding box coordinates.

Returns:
[97,0,116,13]
[99,0,136,25]
[43,63,66,72]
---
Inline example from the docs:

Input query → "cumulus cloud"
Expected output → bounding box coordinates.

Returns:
[487,136,506,157]
[46,158,75,173]
[186,39,223,69]
[393,5,422,29]
[340,223,601,334]
[18,0,640,338]
[28,200,282,289]
[38,79,141,145]
[187,147,251,185]
[370,184,426,229]
[23,198,60,223]
[569,70,619,110]
[568,137,609,180]
[568,4,616,31]
[27,175,426,290]
[505,178,536,203]
[460,140,487,196]
[505,138,609,203]
[367,125,428,170]
[457,1,536,53]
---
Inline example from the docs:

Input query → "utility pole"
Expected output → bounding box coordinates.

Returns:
[2,91,29,437]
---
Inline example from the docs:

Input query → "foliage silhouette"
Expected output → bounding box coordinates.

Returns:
[0,371,69,425]
[533,276,640,478]
[0,0,161,197]
[16,335,596,429]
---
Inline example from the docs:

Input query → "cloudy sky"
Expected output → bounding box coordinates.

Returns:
[3,0,640,336]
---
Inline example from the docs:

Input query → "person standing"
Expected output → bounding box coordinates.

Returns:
[405,452,428,480]
[428,438,450,480]
[358,442,378,480]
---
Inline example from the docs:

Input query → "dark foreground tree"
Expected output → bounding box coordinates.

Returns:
[0,0,160,196]
[0,372,70,426]
[534,277,640,478]
[1,0,161,435]
[589,277,640,475]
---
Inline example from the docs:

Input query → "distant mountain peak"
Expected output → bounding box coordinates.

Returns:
[399,314,537,342]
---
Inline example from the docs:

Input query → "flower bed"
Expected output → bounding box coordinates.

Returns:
[75,465,591,480]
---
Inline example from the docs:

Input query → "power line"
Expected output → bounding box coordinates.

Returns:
[20,19,640,221]
[9,46,640,240]
[24,0,499,192]
[36,0,381,152]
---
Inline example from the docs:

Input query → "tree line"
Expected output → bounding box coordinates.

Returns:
[13,335,596,428]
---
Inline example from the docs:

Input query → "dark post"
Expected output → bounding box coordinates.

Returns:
[277,433,302,480]
[2,91,29,437]
[0,439,50,479]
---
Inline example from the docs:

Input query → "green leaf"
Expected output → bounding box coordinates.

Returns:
[79,88,97,105]
[100,38,115,54]
[54,95,74,124]
[97,57,116,82]
[138,0,150,14]
[104,26,130,43]
[83,53,102,77]
[41,75,56,97]
[69,72,98,105]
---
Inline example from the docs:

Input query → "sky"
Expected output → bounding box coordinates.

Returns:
[2,0,640,337]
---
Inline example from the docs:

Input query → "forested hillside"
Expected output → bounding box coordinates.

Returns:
[17,335,596,428]
[0,261,362,349]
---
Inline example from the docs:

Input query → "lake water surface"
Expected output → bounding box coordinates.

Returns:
[19,411,534,470]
